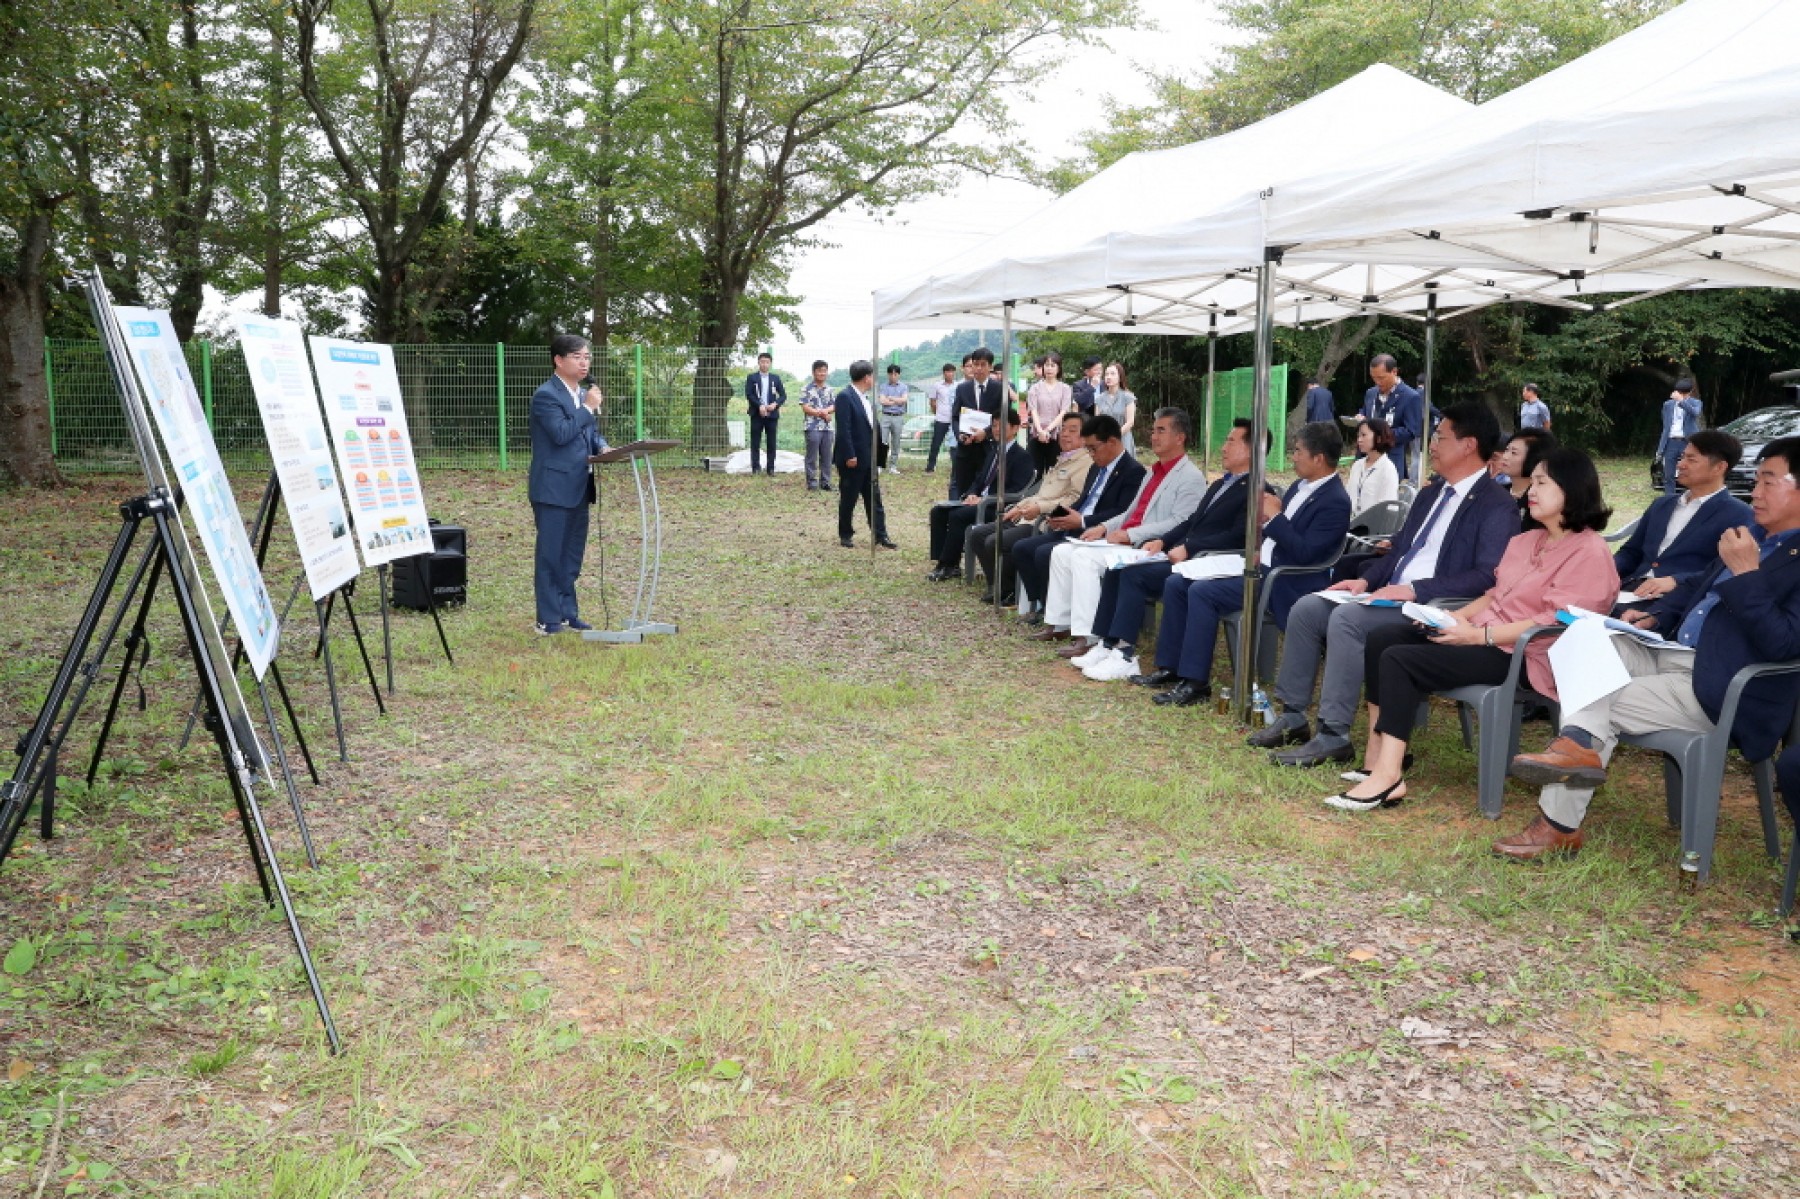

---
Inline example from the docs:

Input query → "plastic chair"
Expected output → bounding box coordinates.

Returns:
[1604,513,1641,544]
[1219,545,1346,690]
[961,480,1041,583]
[1350,499,1408,542]
[1616,659,1800,883]
[1409,626,1563,819]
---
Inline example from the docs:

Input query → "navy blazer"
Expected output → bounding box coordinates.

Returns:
[1160,473,1260,556]
[1303,385,1334,424]
[1360,381,1424,475]
[528,376,605,508]
[964,440,1034,499]
[1646,531,1800,762]
[1261,476,1352,626]
[951,378,1004,433]
[1069,452,1147,528]
[832,385,878,467]
[1361,473,1521,603]
[1613,491,1754,587]
[1655,395,1702,455]
[745,370,787,416]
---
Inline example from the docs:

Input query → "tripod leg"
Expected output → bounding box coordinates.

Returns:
[317,600,348,762]
[269,661,319,787]
[378,565,394,696]
[428,602,454,666]
[314,591,336,660]
[256,676,319,869]
[38,744,56,840]
[340,587,386,714]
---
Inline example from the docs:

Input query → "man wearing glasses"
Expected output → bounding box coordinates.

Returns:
[528,334,608,635]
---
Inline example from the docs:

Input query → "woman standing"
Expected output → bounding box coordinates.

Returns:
[1093,362,1138,457]
[1347,418,1400,519]
[1025,353,1073,478]
[1324,448,1620,812]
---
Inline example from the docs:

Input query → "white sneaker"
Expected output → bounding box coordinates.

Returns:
[1069,642,1110,668]
[1084,652,1143,682]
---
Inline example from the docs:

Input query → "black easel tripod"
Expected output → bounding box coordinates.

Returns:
[0,270,341,1053]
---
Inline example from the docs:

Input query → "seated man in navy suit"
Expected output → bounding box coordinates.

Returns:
[528,334,608,635]
[1500,437,1800,859]
[1077,419,1265,677]
[1014,415,1145,622]
[1611,429,1751,610]
[1085,422,1348,690]
[927,408,1033,580]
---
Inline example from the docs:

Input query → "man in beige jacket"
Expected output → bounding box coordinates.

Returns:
[970,412,1092,602]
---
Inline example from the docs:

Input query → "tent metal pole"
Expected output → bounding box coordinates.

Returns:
[997,301,1013,617]
[871,323,880,565]
[1203,314,1217,475]
[1420,290,1438,487]
[1235,258,1278,725]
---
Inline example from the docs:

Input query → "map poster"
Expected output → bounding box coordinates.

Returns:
[232,315,361,601]
[118,307,280,680]
[307,336,433,567]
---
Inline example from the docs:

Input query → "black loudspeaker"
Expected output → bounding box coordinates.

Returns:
[391,522,467,611]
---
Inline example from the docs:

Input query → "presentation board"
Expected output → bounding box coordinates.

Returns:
[119,307,280,679]
[308,337,433,566]
[232,315,361,600]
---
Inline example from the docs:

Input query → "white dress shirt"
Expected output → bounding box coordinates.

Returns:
[1395,470,1485,587]
[1653,487,1721,561]
[1262,476,1329,567]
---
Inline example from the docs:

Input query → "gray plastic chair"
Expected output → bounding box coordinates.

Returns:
[1604,513,1641,544]
[1616,658,1800,883]
[1410,625,1563,820]
[1220,546,1346,690]
[961,479,1040,583]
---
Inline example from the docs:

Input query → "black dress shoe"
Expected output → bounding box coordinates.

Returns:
[877,539,899,550]
[1246,713,1310,748]
[840,537,855,549]
[1153,680,1210,707]
[1130,668,1179,688]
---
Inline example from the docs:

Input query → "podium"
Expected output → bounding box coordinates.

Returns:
[584,439,682,643]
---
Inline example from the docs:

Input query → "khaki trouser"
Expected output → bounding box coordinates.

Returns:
[1538,638,1709,828]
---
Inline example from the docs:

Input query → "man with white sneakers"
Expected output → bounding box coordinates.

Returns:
[1038,409,1208,652]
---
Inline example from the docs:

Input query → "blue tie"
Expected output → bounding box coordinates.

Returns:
[1079,463,1110,516]
[1390,484,1453,579]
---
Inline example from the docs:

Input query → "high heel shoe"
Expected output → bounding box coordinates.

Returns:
[1322,778,1407,812]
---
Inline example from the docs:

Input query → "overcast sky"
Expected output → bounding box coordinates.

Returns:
[765,0,1230,372]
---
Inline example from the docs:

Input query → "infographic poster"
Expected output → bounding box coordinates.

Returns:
[232,315,361,600]
[307,336,433,566]
[118,307,280,680]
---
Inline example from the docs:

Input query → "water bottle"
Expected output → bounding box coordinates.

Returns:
[1678,850,1700,893]
[1252,685,1272,726]
[1215,687,1231,716]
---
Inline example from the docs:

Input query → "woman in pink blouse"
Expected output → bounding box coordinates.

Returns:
[1025,352,1074,478]
[1325,448,1621,811]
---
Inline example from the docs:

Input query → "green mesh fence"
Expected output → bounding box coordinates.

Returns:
[45,340,745,472]
[1204,364,1289,472]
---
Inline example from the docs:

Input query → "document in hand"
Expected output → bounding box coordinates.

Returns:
[1558,606,1682,647]
[958,409,991,435]
[1173,553,1247,581]
[1401,602,1456,629]
[1548,614,1632,715]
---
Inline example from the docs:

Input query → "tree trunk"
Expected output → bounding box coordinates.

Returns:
[1315,315,1378,386]
[261,20,286,317]
[0,211,65,487]
[691,278,741,455]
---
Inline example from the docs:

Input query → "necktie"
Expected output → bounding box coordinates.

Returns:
[1202,474,1237,512]
[1390,484,1453,578]
[1080,463,1110,516]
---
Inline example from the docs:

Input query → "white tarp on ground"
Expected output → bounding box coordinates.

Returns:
[721,449,806,475]
[1266,0,1800,295]
[873,66,1472,335]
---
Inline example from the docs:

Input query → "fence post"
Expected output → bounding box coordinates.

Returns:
[633,343,644,441]
[43,339,57,456]
[200,339,214,428]
[496,342,508,471]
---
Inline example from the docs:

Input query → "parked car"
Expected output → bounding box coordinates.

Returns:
[1651,400,1800,496]
[898,414,936,455]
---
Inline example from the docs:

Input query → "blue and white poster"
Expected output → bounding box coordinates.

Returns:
[119,307,280,680]
[308,336,433,567]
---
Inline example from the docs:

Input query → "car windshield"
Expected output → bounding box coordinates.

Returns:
[1722,407,1800,441]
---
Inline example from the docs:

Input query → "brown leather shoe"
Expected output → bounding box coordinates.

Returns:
[1030,626,1072,642]
[1509,736,1607,787]
[1493,814,1584,860]
[1056,642,1092,659]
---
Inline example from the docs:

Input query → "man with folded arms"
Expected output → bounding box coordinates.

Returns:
[1015,415,1145,625]
[1034,409,1209,645]
[972,411,1091,603]
[1103,421,1349,692]
[1610,430,1751,610]
[1498,438,1800,859]
[1249,403,1518,766]
[1065,419,1262,672]
[927,408,1032,582]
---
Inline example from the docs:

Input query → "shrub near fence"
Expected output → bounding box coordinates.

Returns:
[43,340,742,472]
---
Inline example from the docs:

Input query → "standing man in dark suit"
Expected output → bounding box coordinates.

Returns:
[528,334,609,635]
[744,351,786,476]
[927,408,1033,581]
[1013,414,1145,623]
[1070,357,1103,415]
[1253,403,1518,765]
[950,347,1004,499]
[834,360,898,550]
[1656,378,1703,496]
[1500,437,1800,859]
[1303,379,1334,424]
[1611,430,1752,606]
[1358,353,1423,483]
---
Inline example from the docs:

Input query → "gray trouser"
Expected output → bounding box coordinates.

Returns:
[804,427,834,487]
[1273,595,1416,735]
[878,414,907,468]
[1539,640,1707,828]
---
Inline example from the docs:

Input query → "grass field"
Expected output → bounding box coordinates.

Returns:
[2,454,1798,1197]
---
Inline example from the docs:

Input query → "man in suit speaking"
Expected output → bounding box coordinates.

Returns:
[529,334,608,635]
[834,360,899,551]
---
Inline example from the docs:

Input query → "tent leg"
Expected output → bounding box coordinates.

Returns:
[997,302,1014,617]
[1236,258,1279,725]
[1203,316,1217,476]
[1420,290,1438,487]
